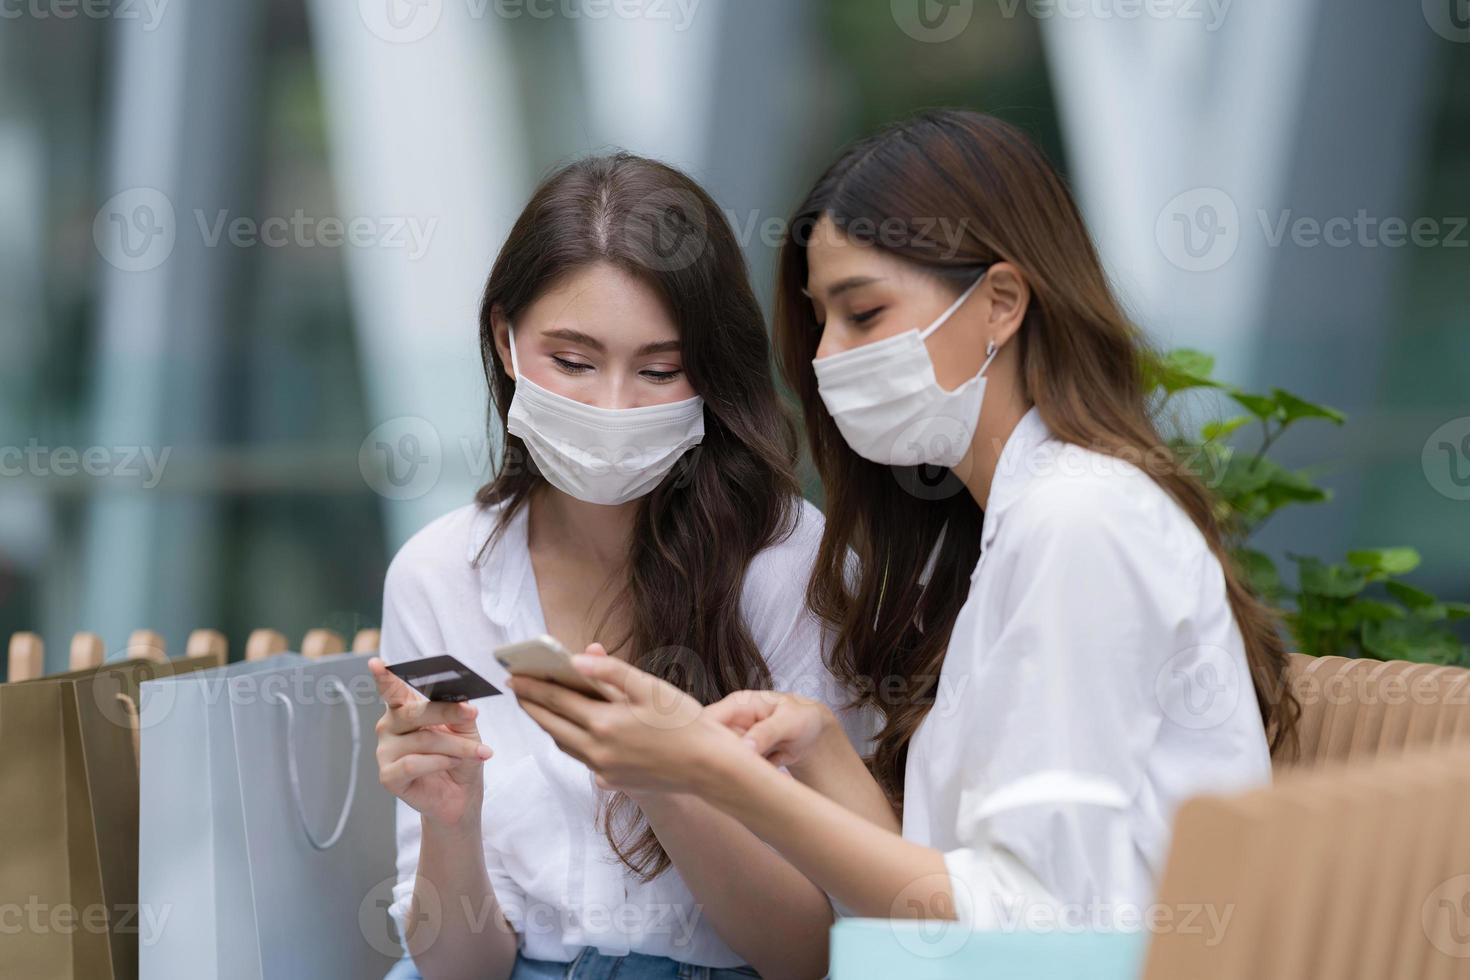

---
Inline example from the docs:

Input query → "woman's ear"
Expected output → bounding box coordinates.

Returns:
[979,262,1030,350]
[490,306,516,381]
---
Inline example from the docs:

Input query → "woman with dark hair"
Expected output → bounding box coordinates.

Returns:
[370,153,866,980]
[512,110,1299,930]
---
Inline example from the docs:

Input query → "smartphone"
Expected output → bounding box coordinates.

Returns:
[386,654,502,702]
[494,635,607,701]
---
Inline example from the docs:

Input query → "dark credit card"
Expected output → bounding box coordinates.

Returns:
[386,655,502,702]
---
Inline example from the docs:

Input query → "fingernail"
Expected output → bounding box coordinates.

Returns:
[571,654,594,669]
[741,736,759,752]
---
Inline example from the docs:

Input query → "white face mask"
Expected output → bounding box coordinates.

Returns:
[812,273,997,468]
[504,323,705,505]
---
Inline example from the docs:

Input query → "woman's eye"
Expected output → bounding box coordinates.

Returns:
[641,368,683,384]
[552,356,593,374]
[851,307,884,325]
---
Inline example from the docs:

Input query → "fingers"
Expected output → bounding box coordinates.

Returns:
[570,653,649,699]
[572,653,684,708]
[508,675,599,726]
[518,700,595,764]
[384,729,492,764]
[380,753,465,793]
[583,642,608,657]
[704,690,781,733]
[371,657,484,735]
[387,697,481,737]
[740,714,795,759]
[369,657,420,708]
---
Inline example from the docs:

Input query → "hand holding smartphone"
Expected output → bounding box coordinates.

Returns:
[494,634,608,700]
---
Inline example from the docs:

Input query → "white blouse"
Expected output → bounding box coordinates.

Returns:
[381,497,869,967]
[903,407,1273,927]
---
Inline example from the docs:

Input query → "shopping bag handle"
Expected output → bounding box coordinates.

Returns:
[116,692,141,765]
[269,676,360,851]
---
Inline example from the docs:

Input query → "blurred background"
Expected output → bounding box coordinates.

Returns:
[1,0,1466,672]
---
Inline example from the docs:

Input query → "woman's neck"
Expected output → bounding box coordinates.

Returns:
[527,486,637,567]
[956,368,1033,512]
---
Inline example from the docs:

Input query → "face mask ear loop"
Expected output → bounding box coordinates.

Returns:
[506,320,524,380]
[919,270,988,342]
[978,338,1001,379]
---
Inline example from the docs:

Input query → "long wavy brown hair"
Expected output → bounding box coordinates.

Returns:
[774,109,1299,803]
[475,153,800,877]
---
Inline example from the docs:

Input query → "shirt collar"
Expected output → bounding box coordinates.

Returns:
[466,500,532,628]
[980,405,1054,550]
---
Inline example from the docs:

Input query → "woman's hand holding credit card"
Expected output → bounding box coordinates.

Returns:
[369,657,494,832]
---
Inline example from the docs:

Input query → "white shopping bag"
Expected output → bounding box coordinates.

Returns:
[139,653,398,979]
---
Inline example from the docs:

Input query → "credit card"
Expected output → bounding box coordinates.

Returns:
[386,654,502,702]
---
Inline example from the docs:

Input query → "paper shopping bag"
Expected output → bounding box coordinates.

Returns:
[138,653,397,979]
[0,652,224,980]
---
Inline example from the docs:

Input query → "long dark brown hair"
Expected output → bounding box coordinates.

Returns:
[476,153,800,876]
[775,109,1299,802]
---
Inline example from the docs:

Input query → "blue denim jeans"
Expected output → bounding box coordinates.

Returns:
[384,950,762,979]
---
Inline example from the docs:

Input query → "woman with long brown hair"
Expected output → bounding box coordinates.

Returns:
[369,152,866,980]
[511,109,1299,931]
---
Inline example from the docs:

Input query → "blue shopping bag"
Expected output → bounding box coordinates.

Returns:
[830,918,1145,980]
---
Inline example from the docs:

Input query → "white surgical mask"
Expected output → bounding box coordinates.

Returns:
[812,273,997,468]
[505,323,705,505]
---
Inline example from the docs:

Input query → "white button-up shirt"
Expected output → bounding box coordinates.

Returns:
[902,407,1273,927]
[382,498,868,967]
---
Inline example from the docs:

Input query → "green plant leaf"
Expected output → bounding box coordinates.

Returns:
[1346,548,1422,577]
[1271,389,1347,425]
[1445,602,1470,622]
[1149,349,1221,395]
[1343,599,1405,627]
[1259,468,1330,510]
[1293,556,1368,599]
[1362,618,1464,665]
[1386,580,1437,610]
[1228,389,1282,421]
[1234,548,1281,598]
[1201,415,1253,442]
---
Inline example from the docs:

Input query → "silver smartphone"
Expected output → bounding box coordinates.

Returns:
[494,634,607,701]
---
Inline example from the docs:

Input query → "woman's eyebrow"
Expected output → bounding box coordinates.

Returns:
[544,326,605,351]
[803,275,883,301]
[543,327,680,357]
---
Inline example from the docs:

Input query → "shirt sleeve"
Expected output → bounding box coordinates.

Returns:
[939,483,1187,925]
